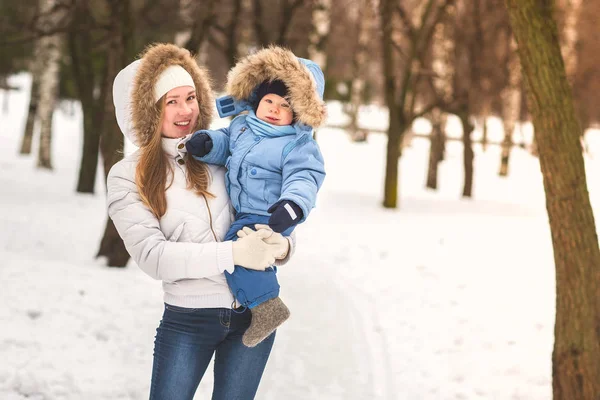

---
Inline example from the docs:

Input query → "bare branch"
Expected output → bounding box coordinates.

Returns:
[391,38,409,61]
[278,0,307,45]
[411,101,439,121]
[252,0,269,45]
[416,0,455,56]
[394,3,415,39]
[184,0,218,53]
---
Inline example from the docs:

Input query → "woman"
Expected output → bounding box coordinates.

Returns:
[107,43,294,399]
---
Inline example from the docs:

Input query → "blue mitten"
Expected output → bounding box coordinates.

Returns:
[186,132,213,157]
[268,200,304,233]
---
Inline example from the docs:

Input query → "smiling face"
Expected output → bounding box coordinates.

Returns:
[255,93,294,126]
[160,86,199,138]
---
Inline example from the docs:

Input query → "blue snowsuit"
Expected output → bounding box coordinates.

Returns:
[191,58,326,308]
[192,112,325,308]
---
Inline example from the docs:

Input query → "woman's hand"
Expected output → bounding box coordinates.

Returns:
[236,224,290,260]
[232,228,281,270]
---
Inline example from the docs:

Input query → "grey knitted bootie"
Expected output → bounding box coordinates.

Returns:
[242,297,290,347]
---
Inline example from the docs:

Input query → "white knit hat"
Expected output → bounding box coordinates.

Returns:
[153,65,196,101]
[113,61,196,146]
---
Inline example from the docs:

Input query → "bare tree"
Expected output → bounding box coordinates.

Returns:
[505,1,600,398]
[346,0,374,142]
[35,0,65,169]
[307,0,331,70]
[559,0,582,81]
[208,0,244,69]
[498,33,520,176]
[96,0,133,267]
[20,50,41,155]
[426,7,453,189]
[378,0,453,208]
[251,0,308,48]
[425,109,446,189]
[180,0,218,54]
[70,1,103,193]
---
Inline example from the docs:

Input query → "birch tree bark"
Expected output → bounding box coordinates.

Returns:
[36,0,64,169]
[505,1,600,398]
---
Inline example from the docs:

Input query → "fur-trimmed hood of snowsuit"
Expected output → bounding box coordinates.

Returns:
[113,43,214,146]
[225,46,326,128]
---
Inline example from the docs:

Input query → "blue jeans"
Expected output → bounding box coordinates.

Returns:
[149,304,275,400]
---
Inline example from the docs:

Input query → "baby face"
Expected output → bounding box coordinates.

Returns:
[255,93,293,126]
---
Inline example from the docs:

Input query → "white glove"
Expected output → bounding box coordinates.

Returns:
[236,224,290,260]
[232,228,278,270]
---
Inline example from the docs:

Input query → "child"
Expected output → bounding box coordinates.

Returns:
[186,46,326,347]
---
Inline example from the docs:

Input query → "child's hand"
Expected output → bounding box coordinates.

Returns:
[185,132,213,157]
[267,200,303,233]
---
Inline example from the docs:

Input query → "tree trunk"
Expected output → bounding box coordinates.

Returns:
[76,101,102,193]
[70,7,102,194]
[499,35,521,177]
[384,111,403,208]
[347,0,373,142]
[560,0,582,81]
[36,34,62,170]
[379,0,401,208]
[182,0,216,54]
[506,2,600,399]
[459,110,474,197]
[308,0,331,71]
[97,0,132,267]
[426,109,446,190]
[308,0,331,142]
[20,50,43,155]
[480,112,488,152]
[97,218,130,267]
[1,79,8,114]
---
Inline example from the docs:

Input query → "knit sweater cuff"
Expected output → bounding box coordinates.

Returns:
[217,241,235,273]
[274,233,296,266]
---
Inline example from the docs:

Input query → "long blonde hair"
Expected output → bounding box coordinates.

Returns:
[135,99,214,219]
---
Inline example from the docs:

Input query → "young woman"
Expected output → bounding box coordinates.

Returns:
[107,43,294,399]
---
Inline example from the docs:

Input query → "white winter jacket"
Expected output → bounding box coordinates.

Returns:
[107,136,293,309]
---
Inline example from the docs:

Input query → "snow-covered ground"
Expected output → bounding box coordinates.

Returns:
[1,73,599,400]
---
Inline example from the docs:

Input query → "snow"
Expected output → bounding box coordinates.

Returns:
[1,72,599,399]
